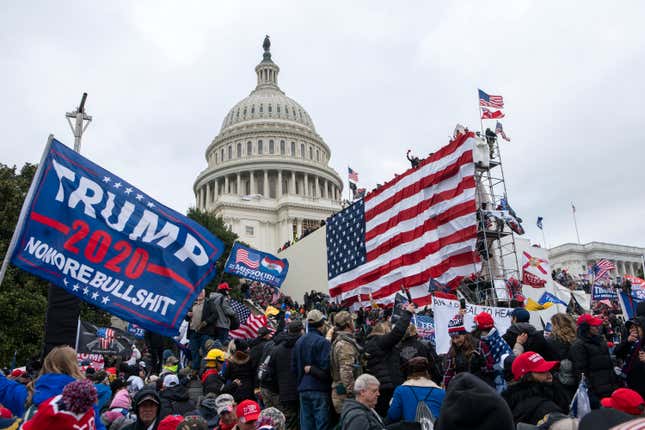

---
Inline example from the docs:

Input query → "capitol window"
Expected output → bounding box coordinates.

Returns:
[228,145,232,160]
[309,146,313,159]
[260,104,263,113]
[285,106,289,115]
[300,143,305,158]
[268,104,272,113]
[258,140,264,154]
[221,148,224,161]
[237,143,242,158]
[215,152,218,163]
[316,149,320,161]
[245,226,254,236]
[280,140,285,155]
[269,140,275,154]
[277,105,281,113]
[247,141,252,155]
[243,107,247,117]
[251,105,255,114]
[236,109,239,119]
[291,141,295,156]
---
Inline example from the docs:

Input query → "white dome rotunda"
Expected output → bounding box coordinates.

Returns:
[194,36,343,252]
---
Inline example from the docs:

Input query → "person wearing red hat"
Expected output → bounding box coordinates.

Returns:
[570,313,618,402]
[501,352,570,425]
[202,283,238,343]
[470,312,498,388]
[601,388,645,416]
[233,400,260,430]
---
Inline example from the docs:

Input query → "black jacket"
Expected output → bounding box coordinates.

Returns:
[364,310,412,391]
[503,322,557,361]
[569,327,617,399]
[501,381,568,425]
[159,384,196,419]
[202,369,237,397]
[340,399,385,430]
[614,339,645,398]
[271,332,301,404]
[395,336,443,385]
[222,351,255,402]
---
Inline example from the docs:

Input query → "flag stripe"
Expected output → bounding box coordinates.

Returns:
[327,133,481,305]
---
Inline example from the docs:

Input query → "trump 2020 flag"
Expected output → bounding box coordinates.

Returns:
[224,242,289,288]
[2,137,225,336]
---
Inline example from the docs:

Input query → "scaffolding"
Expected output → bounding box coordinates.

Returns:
[462,133,520,305]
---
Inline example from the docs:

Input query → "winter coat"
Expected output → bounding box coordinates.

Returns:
[503,322,557,361]
[394,336,443,385]
[122,389,161,430]
[364,310,412,391]
[291,328,331,393]
[340,399,386,430]
[198,396,219,429]
[569,327,618,399]
[442,347,486,388]
[614,338,645,398]
[203,293,236,331]
[102,388,131,426]
[201,368,237,397]
[0,372,107,430]
[387,377,445,422]
[501,381,568,425]
[222,351,256,402]
[158,384,196,419]
[331,332,363,396]
[96,382,113,412]
[546,336,577,390]
[272,332,301,403]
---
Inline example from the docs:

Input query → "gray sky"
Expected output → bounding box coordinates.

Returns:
[2,1,644,249]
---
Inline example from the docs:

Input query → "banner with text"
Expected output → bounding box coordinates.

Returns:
[6,138,225,336]
[432,296,513,354]
[224,242,289,288]
[591,284,618,301]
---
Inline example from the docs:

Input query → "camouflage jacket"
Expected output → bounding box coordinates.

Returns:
[331,332,363,395]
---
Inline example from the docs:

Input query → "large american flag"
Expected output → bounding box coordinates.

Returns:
[235,248,260,269]
[229,300,274,339]
[326,132,481,308]
[478,89,504,109]
[592,259,616,281]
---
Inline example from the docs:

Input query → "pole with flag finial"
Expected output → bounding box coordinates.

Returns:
[571,202,581,244]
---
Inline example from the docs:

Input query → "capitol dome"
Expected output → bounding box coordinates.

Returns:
[194,36,343,252]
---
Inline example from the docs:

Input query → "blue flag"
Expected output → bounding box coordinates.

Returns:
[591,283,617,301]
[538,291,568,307]
[224,242,289,288]
[5,138,225,336]
[536,216,543,230]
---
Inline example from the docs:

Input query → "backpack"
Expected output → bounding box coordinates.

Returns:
[557,358,576,386]
[408,387,436,430]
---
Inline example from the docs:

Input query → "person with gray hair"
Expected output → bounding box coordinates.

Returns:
[339,374,386,430]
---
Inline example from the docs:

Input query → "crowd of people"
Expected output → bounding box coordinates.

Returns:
[2,279,645,430]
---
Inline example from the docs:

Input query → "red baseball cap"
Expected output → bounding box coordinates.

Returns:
[236,400,260,423]
[474,312,495,330]
[512,352,559,380]
[10,368,26,378]
[577,313,603,326]
[601,388,645,415]
[217,282,231,291]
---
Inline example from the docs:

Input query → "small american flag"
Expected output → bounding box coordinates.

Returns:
[479,89,504,109]
[229,300,274,339]
[495,121,511,142]
[592,259,616,281]
[235,248,260,269]
[348,167,359,183]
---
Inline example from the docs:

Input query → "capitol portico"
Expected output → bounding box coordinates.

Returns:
[193,37,343,252]
[549,241,645,278]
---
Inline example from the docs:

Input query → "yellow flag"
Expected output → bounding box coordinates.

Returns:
[265,305,280,316]
[525,298,553,311]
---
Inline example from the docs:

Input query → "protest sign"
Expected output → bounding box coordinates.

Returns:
[224,242,289,288]
[432,296,512,354]
[2,138,225,336]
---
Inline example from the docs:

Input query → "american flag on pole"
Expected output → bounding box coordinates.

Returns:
[348,167,359,183]
[326,132,481,308]
[478,89,504,109]
[591,259,616,282]
[495,121,511,142]
[229,300,274,339]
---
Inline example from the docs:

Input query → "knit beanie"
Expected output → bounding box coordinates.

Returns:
[448,313,467,337]
[23,379,97,430]
[256,407,286,430]
[435,372,514,430]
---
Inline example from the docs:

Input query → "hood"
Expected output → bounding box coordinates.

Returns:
[199,396,218,413]
[33,373,76,406]
[509,322,537,336]
[230,350,250,365]
[133,388,161,417]
[283,332,301,348]
[436,373,514,430]
[161,384,189,401]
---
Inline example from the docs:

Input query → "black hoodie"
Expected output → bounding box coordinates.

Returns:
[271,332,302,403]
[502,380,569,425]
[436,372,514,430]
[159,383,196,419]
[503,322,557,360]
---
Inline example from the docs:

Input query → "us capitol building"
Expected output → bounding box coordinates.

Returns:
[193,37,343,252]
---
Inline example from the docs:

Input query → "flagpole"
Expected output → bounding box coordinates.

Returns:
[477,90,484,134]
[571,202,581,244]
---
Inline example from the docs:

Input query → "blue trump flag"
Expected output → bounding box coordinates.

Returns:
[538,291,568,307]
[2,137,224,336]
[591,284,617,301]
[224,242,289,288]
